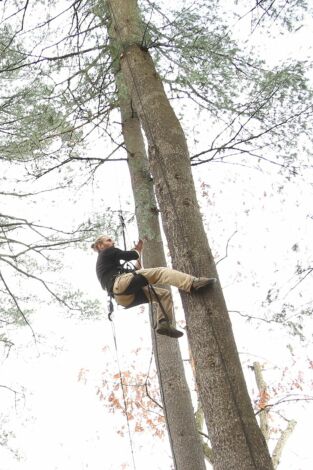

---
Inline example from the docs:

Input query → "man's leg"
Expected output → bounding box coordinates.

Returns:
[137,266,217,292]
[143,285,173,323]
[143,285,183,339]
[137,267,194,292]
[113,273,135,307]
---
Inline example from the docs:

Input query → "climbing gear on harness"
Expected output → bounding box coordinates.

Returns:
[119,272,149,308]
[192,277,217,291]
[107,295,114,321]
[108,271,149,321]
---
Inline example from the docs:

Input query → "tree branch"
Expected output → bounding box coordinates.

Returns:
[253,361,270,441]
[272,419,297,469]
[216,230,237,266]
[0,271,37,343]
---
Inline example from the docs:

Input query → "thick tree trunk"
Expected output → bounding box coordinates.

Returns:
[107,1,274,469]
[119,84,206,470]
[107,13,206,470]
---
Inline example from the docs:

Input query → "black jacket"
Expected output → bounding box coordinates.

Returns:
[96,246,139,292]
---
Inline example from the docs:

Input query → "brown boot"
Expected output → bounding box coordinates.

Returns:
[192,277,217,291]
[156,319,183,338]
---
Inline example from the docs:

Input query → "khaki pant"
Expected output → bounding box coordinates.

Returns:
[112,267,194,323]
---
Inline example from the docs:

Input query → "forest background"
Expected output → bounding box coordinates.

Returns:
[0,0,313,469]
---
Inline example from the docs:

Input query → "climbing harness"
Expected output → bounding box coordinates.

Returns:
[109,271,148,313]
[108,268,171,326]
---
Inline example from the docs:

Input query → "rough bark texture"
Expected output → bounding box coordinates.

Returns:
[107,1,275,469]
[108,13,206,470]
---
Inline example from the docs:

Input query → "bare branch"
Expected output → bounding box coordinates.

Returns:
[255,395,313,415]
[285,268,313,297]
[1,256,82,313]
[216,230,237,266]
[0,185,68,198]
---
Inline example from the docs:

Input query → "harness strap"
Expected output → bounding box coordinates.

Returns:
[108,272,148,321]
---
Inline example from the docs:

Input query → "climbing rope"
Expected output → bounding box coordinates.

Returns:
[118,210,127,251]
[110,318,137,470]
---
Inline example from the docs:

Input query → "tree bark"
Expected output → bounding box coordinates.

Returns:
[107,1,274,469]
[107,12,206,470]
[119,82,206,470]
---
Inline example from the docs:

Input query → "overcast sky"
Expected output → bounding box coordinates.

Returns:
[1,1,313,469]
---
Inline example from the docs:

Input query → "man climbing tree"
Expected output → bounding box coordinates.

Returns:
[106,0,275,469]
[92,234,216,338]
[108,26,209,464]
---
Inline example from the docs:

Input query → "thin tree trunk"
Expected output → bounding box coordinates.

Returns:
[107,14,206,470]
[253,362,270,442]
[271,420,296,469]
[253,361,297,469]
[107,1,274,469]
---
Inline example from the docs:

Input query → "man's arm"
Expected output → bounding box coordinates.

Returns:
[114,247,139,262]
[132,239,143,269]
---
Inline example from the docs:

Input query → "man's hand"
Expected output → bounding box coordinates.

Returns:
[134,239,144,252]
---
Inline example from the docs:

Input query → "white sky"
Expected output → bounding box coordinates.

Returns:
[1,1,313,469]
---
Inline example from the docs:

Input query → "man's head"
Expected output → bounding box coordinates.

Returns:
[91,235,115,252]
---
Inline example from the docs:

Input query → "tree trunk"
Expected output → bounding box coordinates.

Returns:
[119,81,206,470]
[107,1,274,469]
[107,13,206,470]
